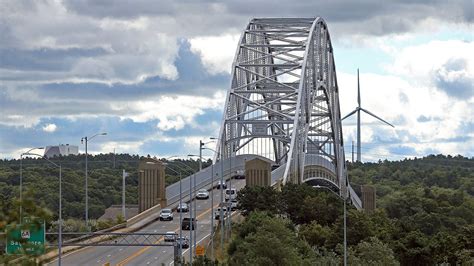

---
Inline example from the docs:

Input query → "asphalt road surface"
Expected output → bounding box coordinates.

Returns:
[47,178,245,266]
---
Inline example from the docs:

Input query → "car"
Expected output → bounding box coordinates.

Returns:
[176,203,189,213]
[271,164,280,171]
[216,180,227,189]
[159,208,174,221]
[196,189,209,199]
[225,188,237,201]
[230,199,238,211]
[176,236,189,249]
[214,204,230,220]
[232,170,245,179]
[182,217,196,230]
[164,231,176,242]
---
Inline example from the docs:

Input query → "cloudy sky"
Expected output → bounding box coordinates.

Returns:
[0,0,473,161]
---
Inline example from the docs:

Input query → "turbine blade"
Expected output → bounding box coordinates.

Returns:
[357,69,361,107]
[360,108,394,127]
[342,108,358,120]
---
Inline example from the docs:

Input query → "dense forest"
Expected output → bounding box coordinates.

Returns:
[0,153,210,228]
[1,154,473,264]
[226,154,474,265]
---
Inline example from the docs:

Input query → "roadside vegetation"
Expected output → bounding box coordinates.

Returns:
[226,155,474,265]
[0,154,472,264]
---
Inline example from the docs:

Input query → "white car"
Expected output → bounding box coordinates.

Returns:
[225,188,237,201]
[177,203,189,212]
[230,199,238,210]
[164,231,176,242]
[159,208,174,221]
[196,189,209,199]
[214,206,230,220]
[216,180,227,189]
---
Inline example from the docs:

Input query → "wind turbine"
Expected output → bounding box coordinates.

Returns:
[342,69,394,162]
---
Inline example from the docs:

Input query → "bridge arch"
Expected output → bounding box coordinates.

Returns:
[214,17,359,208]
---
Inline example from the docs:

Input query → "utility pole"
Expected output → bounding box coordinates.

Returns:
[122,170,127,219]
[81,132,107,229]
[351,141,354,163]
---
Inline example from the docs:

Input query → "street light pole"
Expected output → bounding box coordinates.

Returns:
[19,147,44,223]
[122,170,128,219]
[201,147,218,261]
[210,137,225,255]
[81,132,107,229]
[23,153,62,265]
[343,193,347,266]
[164,156,198,264]
[314,185,347,266]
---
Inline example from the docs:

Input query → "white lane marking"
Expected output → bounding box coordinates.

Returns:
[119,248,123,251]
[97,260,101,263]
[107,254,111,257]
[147,262,151,265]
[163,250,166,253]
[154,257,158,260]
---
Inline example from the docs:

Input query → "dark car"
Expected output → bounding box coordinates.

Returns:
[176,237,189,248]
[176,203,189,213]
[182,217,196,230]
[232,170,245,179]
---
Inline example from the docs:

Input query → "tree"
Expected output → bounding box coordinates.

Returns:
[228,211,316,265]
[349,237,399,265]
[236,186,279,216]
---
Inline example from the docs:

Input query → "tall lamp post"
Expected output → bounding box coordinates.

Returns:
[23,152,62,266]
[165,157,196,264]
[161,157,188,263]
[201,147,217,261]
[209,137,225,256]
[314,185,347,266]
[19,147,44,223]
[186,154,201,255]
[81,132,107,229]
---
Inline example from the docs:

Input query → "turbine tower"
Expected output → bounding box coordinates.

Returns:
[342,69,394,162]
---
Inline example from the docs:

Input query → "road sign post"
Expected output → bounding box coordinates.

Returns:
[6,219,45,255]
[195,245,205,257]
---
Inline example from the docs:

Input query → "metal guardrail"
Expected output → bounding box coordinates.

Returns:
[46,232,175,247]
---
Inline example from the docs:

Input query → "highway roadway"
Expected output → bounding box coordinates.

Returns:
[47,178,246,266]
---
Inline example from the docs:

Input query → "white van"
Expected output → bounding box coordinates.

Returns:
[225,188,237,201]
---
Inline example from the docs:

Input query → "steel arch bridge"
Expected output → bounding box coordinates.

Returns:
[215,17,361,208]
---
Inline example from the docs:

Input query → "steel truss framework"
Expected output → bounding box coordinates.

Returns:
[46,232,176,247]
[217,17,348,195]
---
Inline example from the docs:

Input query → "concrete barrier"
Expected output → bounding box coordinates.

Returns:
[126,203,161,229]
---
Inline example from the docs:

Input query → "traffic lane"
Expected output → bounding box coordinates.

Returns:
[47,178,243,266]
[130,179,245,265]
[125,188,223,265]
[47,214,182,265]
[109,178,231,265]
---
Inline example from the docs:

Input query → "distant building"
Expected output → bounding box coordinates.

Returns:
[44,144,78,158]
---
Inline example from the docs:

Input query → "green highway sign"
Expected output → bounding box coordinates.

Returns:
[6,218,45,255]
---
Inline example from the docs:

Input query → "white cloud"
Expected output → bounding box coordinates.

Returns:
[111,91,225,130]
[388,40,474,87]
[42,123,57,133]
[189,34,240,74]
